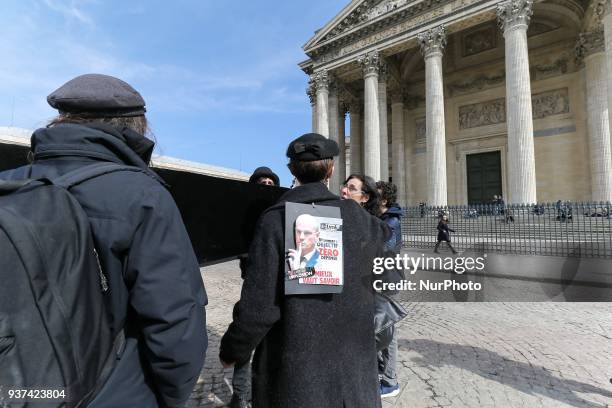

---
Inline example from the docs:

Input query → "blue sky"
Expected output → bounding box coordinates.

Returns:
[0,0,348,186]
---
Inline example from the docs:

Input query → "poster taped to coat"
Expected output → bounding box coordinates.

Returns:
[284,202,343,295]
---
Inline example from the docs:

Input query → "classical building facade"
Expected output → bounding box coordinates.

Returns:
[301,0,612,205]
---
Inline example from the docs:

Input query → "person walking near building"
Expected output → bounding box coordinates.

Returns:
[220,133,388,408]
[434,215,458,254]
[419,202,426,218]
[0,74,207,407]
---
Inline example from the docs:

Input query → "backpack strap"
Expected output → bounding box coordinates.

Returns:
[51,162,147,190]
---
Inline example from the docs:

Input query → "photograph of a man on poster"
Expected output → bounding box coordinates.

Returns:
[286,213,320,277]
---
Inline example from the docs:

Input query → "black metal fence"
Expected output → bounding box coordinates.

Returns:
[401,202,612,258]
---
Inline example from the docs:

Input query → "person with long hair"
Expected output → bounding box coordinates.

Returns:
[0,74,207,407]
[342,178,406,398]
[340,174,381,216]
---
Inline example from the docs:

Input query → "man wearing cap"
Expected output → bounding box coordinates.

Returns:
[1,74,207,407]
[220,133,388,408]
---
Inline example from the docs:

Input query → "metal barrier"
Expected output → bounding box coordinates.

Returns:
[401,202,612,258]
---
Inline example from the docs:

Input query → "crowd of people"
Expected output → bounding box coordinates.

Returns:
[0,74,408,408]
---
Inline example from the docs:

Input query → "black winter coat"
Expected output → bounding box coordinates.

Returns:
[220,182,387,408]
[1,123,207,408]
[437,220,455,242]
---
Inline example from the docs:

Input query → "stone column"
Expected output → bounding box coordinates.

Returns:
[328,81,341,193]
[403,107,415,206]
[358,51,382,180]
[418,26,448,207]
[312,70,329,137]
[497,0,537,204]
[337,104,348,189]
[577,30,612,202]
[379,64,390,182]
[307,81,317,132]
[390,89,406,206]
[349,103,363,174]
[601,0,612,197]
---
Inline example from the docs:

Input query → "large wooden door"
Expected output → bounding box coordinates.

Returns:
[467,151,502,204]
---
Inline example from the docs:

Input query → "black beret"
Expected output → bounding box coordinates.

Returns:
[47,74,146,117]
[249,166,280,186]
[286,133,339,162]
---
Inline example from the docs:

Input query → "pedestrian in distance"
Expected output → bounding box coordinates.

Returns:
[0,74,207,407]
[434,215,458,254]
[565,200,573,222]
[556,199,565,221]
[220,133,389,408]
[492,194,501,216]
[419,201,426,218]
[504,207,515,223]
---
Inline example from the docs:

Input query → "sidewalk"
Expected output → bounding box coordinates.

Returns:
[189,260,612,408]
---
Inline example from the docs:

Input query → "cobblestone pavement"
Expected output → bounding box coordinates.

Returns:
[189,260,612,408]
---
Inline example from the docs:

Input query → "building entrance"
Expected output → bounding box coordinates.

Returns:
[467,151,502,205]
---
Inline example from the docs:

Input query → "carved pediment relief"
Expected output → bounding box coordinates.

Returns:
[303,0,509,70]
[305,0,421,53]
[322,1,379,43]
[321,0,413,43]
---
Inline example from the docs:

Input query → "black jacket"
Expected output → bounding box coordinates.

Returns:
[220,182,387,408]
[437,220,455,242]
[1,123,207,408]
[380,206,403,253]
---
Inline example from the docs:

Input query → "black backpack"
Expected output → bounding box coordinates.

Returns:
[0,163,140,408]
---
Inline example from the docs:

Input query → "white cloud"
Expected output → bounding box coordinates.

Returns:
[0,1,308,129]
[40,0,94,26]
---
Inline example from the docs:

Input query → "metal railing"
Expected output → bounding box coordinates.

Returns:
[401,202,612,258]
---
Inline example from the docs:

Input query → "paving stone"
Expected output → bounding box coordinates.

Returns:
[189,260,612,407]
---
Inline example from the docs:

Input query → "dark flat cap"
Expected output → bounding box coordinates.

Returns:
[47,74,146,117]
[249,166,280,186]
[286,133,339,162]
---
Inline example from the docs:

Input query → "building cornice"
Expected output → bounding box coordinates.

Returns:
[303,0,506,72]
[305,0,447,58]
